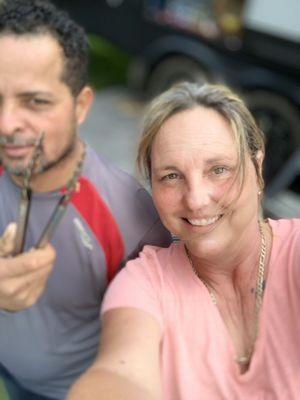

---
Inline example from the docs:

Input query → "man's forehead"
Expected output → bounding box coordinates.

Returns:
[0,34,65,79]
[0,33,62,60]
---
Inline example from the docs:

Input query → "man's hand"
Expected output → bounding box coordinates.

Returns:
[0,223,56,312]
[0,222,17,257]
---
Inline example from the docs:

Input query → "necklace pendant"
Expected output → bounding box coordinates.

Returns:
[235,355,250,365]
[185,220,267,369]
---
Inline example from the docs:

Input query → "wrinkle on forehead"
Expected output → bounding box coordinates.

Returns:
[0,34,65,94]
[151,107,238,169]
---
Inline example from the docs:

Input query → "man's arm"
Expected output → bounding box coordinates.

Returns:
[67,308,162,400]
[0,223,56,312]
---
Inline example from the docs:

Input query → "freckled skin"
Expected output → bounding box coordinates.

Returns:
[151,106,262,262]
[0,34,92,191]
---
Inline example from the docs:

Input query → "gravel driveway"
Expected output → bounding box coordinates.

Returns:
[80,86,145,176]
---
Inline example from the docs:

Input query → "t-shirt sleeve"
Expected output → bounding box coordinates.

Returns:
[101,246,164,328]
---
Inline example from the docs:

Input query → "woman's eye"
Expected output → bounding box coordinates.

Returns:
[213,166,227,175]
[163,173,179,180]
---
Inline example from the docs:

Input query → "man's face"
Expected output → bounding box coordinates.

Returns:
[0,34,85,176]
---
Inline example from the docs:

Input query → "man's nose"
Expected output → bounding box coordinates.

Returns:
[0,104,23,136]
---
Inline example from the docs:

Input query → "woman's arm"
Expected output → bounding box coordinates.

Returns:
[67,307,162,400]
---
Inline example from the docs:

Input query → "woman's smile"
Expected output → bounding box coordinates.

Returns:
[185,214,223,227]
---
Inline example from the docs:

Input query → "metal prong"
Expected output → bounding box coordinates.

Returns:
[13,188,32,255]
[13,131,44,255]
[35,142,85,248]
[35,195,69,248]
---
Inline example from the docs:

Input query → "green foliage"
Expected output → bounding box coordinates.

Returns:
[0,380,8,400]
[88,35,130,90]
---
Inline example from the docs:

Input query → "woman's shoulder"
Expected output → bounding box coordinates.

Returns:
[127,242,183,274]
[101,242,184,325]
[268,217,300,238]
[268,218,300,262]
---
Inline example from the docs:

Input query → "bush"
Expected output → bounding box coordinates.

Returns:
[88,35,130,90]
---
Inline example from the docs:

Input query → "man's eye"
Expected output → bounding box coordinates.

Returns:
[29,98,50,106]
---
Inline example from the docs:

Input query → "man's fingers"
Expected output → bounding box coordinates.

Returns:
[0,245,56,311]
[0,244,56,278]
[0,223,17,257]
[0,273,51,312]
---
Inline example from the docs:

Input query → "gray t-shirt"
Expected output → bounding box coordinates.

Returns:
[0,145,171,399]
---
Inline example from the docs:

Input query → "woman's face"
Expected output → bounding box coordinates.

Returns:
[151,106,263,257]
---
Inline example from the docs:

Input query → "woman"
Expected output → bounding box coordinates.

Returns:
[68,83,300,400]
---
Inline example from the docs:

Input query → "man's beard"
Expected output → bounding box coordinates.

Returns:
[0,134,77,177]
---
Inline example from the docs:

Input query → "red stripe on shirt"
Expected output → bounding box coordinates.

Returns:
[69,176,125,282]
[0,166,4,176]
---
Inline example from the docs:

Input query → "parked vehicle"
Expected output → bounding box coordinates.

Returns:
[55,0,300,216]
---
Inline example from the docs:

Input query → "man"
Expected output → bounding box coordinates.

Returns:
[0,1,171,399]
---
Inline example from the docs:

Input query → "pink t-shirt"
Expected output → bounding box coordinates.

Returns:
[102,219,300,400]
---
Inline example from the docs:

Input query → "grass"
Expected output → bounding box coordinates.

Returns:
[0,380,8,400]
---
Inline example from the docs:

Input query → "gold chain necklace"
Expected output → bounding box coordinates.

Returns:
[185,221,267,366]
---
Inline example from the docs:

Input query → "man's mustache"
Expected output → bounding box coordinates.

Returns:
[0,136,41,146]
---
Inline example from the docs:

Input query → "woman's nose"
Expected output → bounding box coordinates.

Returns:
[184,180,212,211]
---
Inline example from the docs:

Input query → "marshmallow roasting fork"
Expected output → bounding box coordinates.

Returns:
[13,133,85,255]
[13,133,44,255]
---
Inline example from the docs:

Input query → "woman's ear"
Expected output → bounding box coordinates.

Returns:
[256,150,264,173]
[254,150,265,192]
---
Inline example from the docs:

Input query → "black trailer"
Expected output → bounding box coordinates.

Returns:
[55,0,300,215]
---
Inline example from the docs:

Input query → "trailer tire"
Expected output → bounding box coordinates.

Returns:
[244,91,300,185]
[146,56,209,98]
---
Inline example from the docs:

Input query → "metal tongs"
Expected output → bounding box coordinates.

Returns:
[35,152,84,249]
[13,133,44,255]
[13,135,85,255]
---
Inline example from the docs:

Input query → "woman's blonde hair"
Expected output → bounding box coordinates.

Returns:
[137,82,265,192]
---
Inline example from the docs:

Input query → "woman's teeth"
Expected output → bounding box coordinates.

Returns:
[187,215,221,226]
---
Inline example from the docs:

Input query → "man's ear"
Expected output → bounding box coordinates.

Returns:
[75,86,94,126]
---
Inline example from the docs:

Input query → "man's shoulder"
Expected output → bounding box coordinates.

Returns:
[79,145,159,225]
[84,145,141,191]
[82,146,157,211]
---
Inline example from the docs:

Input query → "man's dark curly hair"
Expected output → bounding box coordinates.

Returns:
[0,0,89,96]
